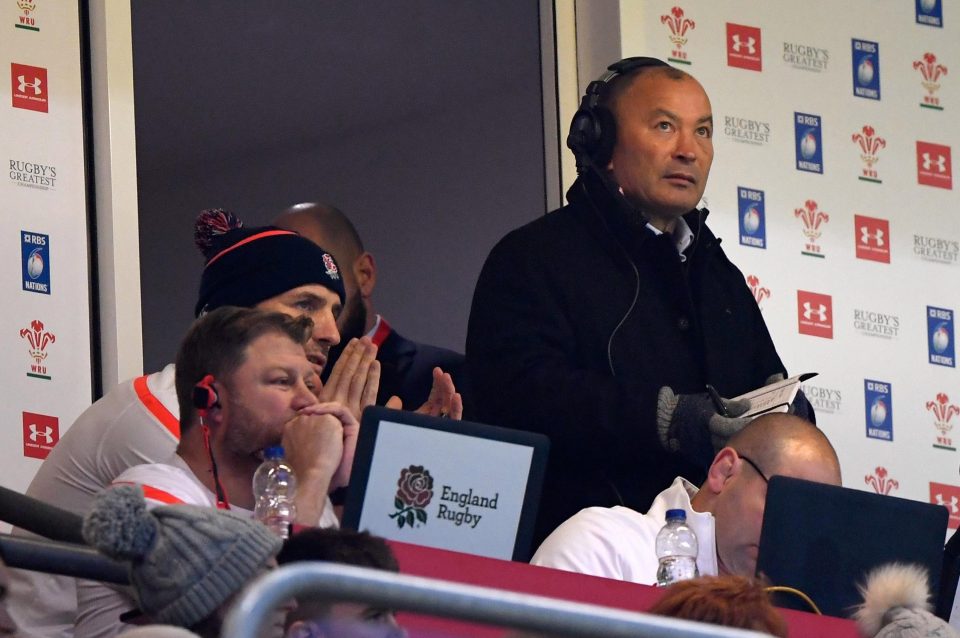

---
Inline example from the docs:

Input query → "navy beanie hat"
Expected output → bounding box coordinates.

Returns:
[193,209,346,317]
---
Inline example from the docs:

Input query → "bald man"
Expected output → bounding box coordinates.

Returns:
[530,413,842,584]
[275,203,466,410]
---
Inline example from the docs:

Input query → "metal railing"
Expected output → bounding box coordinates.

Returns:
[222,562,773,638]
[0,534,128,584]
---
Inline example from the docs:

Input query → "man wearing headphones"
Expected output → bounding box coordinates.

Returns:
[77,306,357,636]
[466,58,805,545]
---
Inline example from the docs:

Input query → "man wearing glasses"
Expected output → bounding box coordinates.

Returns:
[530,413,841,584]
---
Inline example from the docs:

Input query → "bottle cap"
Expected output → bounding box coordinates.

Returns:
[263,445,284,459]
[665,508,686,521]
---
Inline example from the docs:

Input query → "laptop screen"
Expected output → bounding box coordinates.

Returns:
[342,406,549,561]
[756,476,948,618]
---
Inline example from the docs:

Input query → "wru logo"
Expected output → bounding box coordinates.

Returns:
[390,464,433,529]
[20,319,55,364]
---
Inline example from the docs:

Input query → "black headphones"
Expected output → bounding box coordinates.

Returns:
[566,56,671,173]
[192,374,220,412]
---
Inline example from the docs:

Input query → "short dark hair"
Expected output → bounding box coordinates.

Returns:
[278,529,400,629]
[277,528,399,572]
[602,64,691,119]
[174,306,313,429]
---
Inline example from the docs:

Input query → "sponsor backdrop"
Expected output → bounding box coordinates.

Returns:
[0,0,956,536]
[621,1,958,523]
[0,1,93,495]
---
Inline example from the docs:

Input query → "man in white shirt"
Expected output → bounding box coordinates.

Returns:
[530,413,842,585]
[79,305,362,635]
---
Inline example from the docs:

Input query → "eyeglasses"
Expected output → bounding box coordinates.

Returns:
[737,452,769,484]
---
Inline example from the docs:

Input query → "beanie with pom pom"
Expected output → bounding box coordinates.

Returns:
[82,485,282,628]
[855,563,959,638]
[192,208,345,317]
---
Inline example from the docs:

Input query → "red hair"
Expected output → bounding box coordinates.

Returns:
[648,575,788,637]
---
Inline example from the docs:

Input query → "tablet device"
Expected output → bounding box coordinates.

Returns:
[342,407,549,561]
[757,476,948,618]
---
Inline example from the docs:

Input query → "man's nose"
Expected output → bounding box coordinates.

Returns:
[293,380,319,408]
[673,128,699,161]
[312,311,340,347]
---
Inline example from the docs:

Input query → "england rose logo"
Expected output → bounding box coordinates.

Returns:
[390,465,433,528]
[322,253,340,279]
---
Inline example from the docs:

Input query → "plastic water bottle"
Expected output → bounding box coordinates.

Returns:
[252,445,297,539]
[655,508,699,586]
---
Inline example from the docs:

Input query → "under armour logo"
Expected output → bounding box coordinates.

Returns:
[936,493,960,514]
[731,34,756,54]
[28,423,53,444]
[922,152,948,172]
[860,226,885,246]
[802,302,827,322]
[17,75,41,95]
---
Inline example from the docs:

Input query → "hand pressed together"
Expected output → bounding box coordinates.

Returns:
[317,337,380,422]
[385,367,463,420]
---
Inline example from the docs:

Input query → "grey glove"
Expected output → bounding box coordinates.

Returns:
[657,386,752,468]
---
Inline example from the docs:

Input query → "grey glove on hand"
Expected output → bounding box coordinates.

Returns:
[657,387,752,468]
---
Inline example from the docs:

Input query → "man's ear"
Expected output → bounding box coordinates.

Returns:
[353,252,376,299]
[203,383,227,429]
[704,447,739,495]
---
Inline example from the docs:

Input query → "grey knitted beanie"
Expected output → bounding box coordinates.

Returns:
[82,484,282,628]
[855,563,959,638]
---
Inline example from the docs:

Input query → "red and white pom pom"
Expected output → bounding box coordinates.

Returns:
[194,208,243,257]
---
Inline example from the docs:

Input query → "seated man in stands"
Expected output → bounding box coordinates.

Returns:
[278,528,405,638]
[531,413,841,585]
[275,203,466,411]
[78,305,361,634]
[12,210,461,637]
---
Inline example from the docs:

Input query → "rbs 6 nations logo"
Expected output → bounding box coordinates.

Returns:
[928,306,955,367]
[851,39,880,100]
[864,380,893,441]
[794,113,823,174]
[738,187,765,249]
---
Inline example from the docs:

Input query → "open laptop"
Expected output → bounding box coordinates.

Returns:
[756,476,948,618]
[342,406,549,561]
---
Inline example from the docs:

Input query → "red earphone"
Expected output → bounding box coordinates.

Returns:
[192,374,219,413]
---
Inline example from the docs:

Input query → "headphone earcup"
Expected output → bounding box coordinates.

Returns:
[567,106,601,159]
[192,374,219,411]
[567,103,617,170]
[568,57,670,172]
[589,106,617,168]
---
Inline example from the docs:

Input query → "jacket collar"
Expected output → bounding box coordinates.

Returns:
[565,172,716,261]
